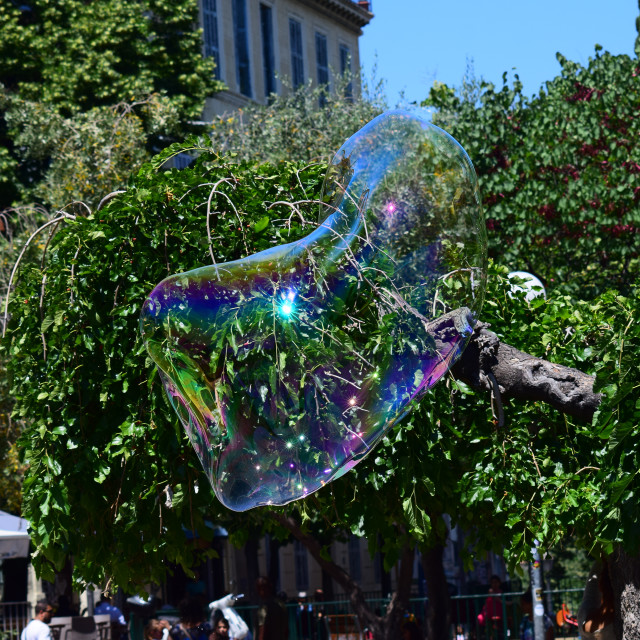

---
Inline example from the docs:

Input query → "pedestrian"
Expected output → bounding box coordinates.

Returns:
[170,597,211,640]
[95,595,128,640]
[208,617,229,640]
[144,619,171,640]
[208,594,249,640]
[95,596,127,626]
[21,600,53,640]
[312,589,327,640]
[477,575,504,637]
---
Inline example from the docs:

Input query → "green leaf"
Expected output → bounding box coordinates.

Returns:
[253,216,270,233]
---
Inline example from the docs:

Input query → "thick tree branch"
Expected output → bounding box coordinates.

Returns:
[609,547,640,640]
[384,545,415,638]
[452,323,602,421]
[272,512,383,635]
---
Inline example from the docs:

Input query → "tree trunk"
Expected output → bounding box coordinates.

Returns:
[321,566,335,601]
[608,548,640,640]
[273,513,385,637]
[382,545,415,640]
[266,534,282,593]
[422,544,450,640]
[378,534,393,599]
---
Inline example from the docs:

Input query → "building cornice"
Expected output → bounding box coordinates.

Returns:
[297,0,373,34]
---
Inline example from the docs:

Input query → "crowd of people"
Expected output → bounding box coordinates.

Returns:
[19,577,289,640]
[19,565,615,640]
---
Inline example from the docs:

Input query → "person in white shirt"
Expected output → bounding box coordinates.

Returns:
[21,601,53,640]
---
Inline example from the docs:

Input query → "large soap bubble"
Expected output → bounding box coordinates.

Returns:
[141,110,487,511]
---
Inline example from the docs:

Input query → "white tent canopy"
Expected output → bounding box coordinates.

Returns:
[0,510,30,559]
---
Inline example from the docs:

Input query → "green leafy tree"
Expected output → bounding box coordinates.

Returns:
[4,95,181,211]
[207,74,386,164]
[3,133,638,638]
[0,0,215,115]
[0,0,223,207]
[425,48,640,299]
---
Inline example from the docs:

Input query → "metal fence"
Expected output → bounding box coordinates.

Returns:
[226,588,584,639]
[0,602,31,640]
[0,591,584,640]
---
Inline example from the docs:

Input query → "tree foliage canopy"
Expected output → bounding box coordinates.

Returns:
[0,0,215,115]
[0,0,223,208]
[4,139,639,593]
[6,148,328,587]
[425,48,640,299]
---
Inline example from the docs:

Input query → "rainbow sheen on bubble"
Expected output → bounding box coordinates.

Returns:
[141,110,487,511]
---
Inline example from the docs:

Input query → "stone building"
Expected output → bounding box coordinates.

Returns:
[199,0,374,118]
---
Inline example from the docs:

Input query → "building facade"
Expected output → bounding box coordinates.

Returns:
[199,0,373,118]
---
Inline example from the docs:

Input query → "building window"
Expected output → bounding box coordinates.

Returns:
[260,4,276,98]
[289,18,304,89]
[315,31,329,106]
[339,43,352,98]
[315,32,329,87]
[348,536,362,582]
[202,0,220,79]
[294,540,309,591]
[232,0,252,97]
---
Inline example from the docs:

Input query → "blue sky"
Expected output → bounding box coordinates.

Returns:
[359,1,638,105]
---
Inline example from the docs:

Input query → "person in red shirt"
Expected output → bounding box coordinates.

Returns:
[477,575,504,635]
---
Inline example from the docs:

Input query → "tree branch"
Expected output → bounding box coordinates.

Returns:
[452,323,602,421]
[384,545,415,637]
[272,512,383,635]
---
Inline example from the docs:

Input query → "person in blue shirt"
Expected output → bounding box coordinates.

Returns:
[95,596,128,640]
[95,597,126,626]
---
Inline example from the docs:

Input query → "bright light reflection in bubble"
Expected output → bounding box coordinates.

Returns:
[279,289,297,318]
[141,109,487,512]
[280,301,293,317]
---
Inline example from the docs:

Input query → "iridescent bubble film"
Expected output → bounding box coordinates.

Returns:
[141,110,487,511]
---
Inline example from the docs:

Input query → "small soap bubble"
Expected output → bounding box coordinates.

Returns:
[141,110,487,511]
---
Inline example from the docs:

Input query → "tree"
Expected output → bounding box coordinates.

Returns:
[0,0,223,208]
[3,95,183,211]
[424,46,640,299]
[0,0,223,512]
[206,73,386,165]
[4,130,638,638]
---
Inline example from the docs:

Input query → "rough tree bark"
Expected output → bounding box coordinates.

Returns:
[609,548,640,640]
[452,323,601,421]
